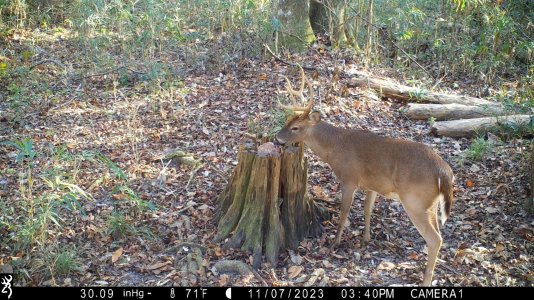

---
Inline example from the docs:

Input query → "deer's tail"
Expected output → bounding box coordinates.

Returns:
[438,170,454,225]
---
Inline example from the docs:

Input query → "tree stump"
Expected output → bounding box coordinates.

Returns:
[214,142,329,269]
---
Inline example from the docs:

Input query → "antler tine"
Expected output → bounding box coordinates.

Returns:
[277,65,315,113]
[297,64,314,114]
[283,74,307,105]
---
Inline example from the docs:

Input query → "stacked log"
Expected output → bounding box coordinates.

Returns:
[349,73,532,138]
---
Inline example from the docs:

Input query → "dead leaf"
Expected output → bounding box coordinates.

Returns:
[288,265,303,279]
[495,243,504,253]
[312,185,327,199]
[258,73,267,80]
[377,261,395,271]
[147,261,170,270]
[198,204,209,210]
[305,269,325,287]
[112,193,128,200]
[322,260,333,268]
[469,164,480,172]
[112,247,123,263]
[485,206,498,214]
[331,253,347,259]
[218,274,229,286]
[289,250,303,265]
[407,252,419,260]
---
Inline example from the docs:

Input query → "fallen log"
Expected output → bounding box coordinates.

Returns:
[405,103,505,121]
[349,75,499,107]
[431,115,532,137]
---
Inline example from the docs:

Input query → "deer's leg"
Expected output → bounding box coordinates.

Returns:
[363,190,377,243]
[430,203,440,232]
[401,198,442,286]
[334,184,357,245]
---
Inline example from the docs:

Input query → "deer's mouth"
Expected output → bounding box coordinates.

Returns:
[274,136,285,146]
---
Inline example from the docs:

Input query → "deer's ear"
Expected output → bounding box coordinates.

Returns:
[309,111,321,124]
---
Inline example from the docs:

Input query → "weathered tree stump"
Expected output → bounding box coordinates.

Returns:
[214,142,328,269]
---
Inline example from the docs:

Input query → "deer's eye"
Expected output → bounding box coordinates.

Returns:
[291,127,299,131]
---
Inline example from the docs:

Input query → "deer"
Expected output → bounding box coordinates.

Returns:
[274,66,454,286]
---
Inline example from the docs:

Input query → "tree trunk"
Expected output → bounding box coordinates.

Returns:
[309,0,328,35]
[349,74,499,107]
[529,143,534,214]
[276,0,316,52]
[364,0,374,65]
[405,103,505,121]
[310,0,348,47]
[431,115,532,138]
[214,142,328,269]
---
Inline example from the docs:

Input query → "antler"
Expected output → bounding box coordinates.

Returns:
[277,64,314,115]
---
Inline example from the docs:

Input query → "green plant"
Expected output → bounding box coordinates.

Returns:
[496,118,534,139]
[53,248,81,277]
[32,246,82,280]
[3,138,37,164]
[96,152,128,181]
[107,212,136,240]
[112,185,156,213]
[408,88,427,102]
[267,107,293,138]
[427,116,436,126]
[466,136,492,160]
[14,194,62,251]
[41,175,92,215]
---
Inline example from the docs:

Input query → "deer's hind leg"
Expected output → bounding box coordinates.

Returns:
[400,196,443,286]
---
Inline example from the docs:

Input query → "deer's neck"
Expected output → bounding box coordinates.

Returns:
[305,121,347,163]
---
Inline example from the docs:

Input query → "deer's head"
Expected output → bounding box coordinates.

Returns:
[275,65,320,145]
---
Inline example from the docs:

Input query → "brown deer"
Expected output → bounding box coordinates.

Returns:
[275,66,454,286]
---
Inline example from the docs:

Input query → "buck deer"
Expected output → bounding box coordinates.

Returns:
[275,66,454,286]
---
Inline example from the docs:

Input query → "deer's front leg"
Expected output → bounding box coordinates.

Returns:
[363,190,378,243]
[334,185,357,245]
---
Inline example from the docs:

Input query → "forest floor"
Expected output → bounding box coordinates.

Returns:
[1,32,533,287]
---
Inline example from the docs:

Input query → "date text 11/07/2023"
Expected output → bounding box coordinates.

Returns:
[245,288,463,299]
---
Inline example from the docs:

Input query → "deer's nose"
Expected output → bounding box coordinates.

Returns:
[273,136,284,146]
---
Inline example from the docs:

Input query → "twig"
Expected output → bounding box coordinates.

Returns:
[165,242,208,254]
[73,65,146,81]
[347,5,435,81]
[263,44,316,71]
[185,164,203,190]
[30,59,67,70]
[177,203,197,214]
[207,162,229,185]
[438,261,461,275]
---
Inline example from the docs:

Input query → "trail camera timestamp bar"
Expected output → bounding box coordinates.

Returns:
[0,286,524,300]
